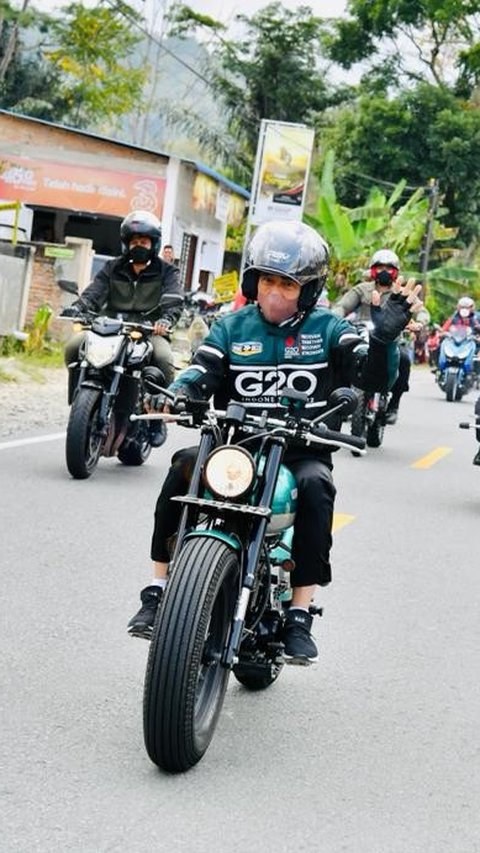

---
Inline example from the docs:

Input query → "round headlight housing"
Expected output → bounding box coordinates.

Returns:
[203,446,256,500]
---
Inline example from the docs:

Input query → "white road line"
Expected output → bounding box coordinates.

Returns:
[0,431,65,451]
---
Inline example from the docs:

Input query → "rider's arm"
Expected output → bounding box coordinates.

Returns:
[331,285,362,318]
[442,316,453,332]
[333,331,399,392]
[168,319,229,399]
[154,263,184,328]
[72,263,111,313]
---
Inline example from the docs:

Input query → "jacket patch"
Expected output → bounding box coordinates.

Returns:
[232,341,263,356]
[284,333,324,358]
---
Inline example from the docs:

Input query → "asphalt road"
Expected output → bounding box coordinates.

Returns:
[1,366,479,853]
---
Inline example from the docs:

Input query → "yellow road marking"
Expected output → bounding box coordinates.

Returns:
[332,513,355,532]
[411,446,452,469]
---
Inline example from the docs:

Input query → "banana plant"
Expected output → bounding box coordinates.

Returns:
[306,148,480,315]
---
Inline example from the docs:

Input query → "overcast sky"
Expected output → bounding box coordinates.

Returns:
[34,0,347,26]
[179,0,347,23]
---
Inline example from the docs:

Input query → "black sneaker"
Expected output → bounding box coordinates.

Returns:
[149,422,167,448]
[127,585,163,639]
[283,609,318,665]
[385,408,398,425]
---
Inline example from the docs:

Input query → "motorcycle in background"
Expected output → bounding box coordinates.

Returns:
[436,326,478,402]
[348,320,390,454]
[132,386,363,773]
[60,313,167,479]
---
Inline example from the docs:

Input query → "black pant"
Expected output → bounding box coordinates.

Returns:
[389,347,411,407]
[151,446,336,587]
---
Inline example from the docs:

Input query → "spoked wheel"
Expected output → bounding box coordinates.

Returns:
[350,389,367,457]
[445,370,458,402]
[143,536,239,773]
[65,388,104,479]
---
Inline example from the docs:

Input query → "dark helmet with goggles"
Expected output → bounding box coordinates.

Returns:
[242,220,329,313]
[369,248,400,287]
[120,210,162,258]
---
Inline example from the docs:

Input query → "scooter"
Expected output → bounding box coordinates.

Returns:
[436,326,477,402]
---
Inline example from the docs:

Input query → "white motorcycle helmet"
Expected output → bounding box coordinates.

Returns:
[457,296,475,319]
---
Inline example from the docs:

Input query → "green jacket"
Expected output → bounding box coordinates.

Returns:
[170,304,399,423]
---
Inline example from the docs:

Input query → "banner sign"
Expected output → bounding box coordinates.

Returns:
[0,154,166,218]
[192,172,246,227]
[249,121,315,225]
[212,270,239,302]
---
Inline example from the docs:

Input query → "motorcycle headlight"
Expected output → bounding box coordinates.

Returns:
[84,332,123,368]
[203,446,256,500]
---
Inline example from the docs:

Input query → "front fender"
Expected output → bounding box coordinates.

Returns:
[183,529,242,552]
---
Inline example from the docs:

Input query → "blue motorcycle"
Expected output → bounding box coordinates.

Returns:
[437,326,477,402]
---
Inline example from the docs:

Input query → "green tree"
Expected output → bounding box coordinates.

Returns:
[324,0,480,92]
[316,83,480,245]
[44,1,147,129]
[166,3,351,183]
[306,150,480,319]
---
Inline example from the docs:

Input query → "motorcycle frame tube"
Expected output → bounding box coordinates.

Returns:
[170,429,216,566]
[225,438,286,666]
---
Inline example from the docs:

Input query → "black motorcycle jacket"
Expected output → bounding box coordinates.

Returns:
[74,256,184,327]
[169,305,400,426]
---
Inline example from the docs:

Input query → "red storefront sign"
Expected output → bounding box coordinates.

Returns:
[0,154,166,217]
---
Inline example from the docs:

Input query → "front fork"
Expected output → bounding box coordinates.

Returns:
[224,441,285,667]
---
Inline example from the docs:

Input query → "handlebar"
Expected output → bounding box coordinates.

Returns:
[58,313,162,334]
[131,404,366,454]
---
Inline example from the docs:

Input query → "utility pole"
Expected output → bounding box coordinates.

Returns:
[418,178,439,302]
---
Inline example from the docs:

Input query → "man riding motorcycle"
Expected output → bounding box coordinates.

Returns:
[127,221,423,663]
[61,210,184,445]
[332,249,430,424]
[442,296,480,334]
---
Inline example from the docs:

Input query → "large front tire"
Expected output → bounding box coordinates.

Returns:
[143,537,239,773]
[65,388,103,479]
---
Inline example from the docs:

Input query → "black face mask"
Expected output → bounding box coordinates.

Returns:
[129,246,151,265]
[375,269,394,286]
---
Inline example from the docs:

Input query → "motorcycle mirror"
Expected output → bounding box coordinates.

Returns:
[328,387,359,416]
[57,279,79,295]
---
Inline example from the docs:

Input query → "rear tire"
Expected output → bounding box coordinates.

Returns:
[143,536,239,773]
[65,388,103,479]
[350,389,367,457]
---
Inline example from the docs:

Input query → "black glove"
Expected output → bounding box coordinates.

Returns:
[370,293,413,344]
[60,305,81,319]
[144,392,169,412]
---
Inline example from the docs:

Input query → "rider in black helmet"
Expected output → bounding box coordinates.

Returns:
[62,210,184,446]
[127,220,423,663]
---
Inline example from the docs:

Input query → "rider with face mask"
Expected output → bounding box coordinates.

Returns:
[332,249,430,424]
[126,222,423,662]
[442,297,480,333]
[62,211,184,442]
